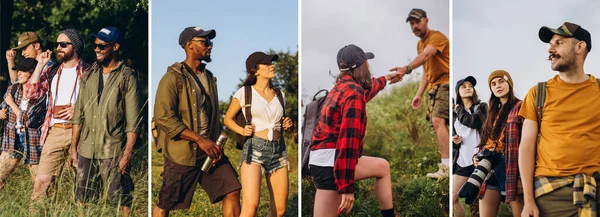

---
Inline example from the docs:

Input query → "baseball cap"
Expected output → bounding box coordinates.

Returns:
[245,51,279,73]
[178,26,216,48]
[13,32,39,50]
[455,76,477,93]
[90,27,123,43]
[337,44,374,72]
[539,22,592,52]
[406,8,427,22]
[12,58,38,72]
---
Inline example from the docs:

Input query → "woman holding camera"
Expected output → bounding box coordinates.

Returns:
[452,76,487,217]
[474,70,524,217]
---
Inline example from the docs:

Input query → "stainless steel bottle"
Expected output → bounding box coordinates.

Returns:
[201,133,228,172]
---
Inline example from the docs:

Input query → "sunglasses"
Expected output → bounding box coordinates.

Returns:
[55,41,73,48]
[190,39,213,47]
[94,43,114,50]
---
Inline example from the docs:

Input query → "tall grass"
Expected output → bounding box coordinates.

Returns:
[0,143,148,216]
[301,81,449,216]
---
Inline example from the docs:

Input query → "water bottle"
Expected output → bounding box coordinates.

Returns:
[201,133,228,172]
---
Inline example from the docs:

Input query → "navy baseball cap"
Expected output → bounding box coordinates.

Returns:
[90,27,122,43]
[455,76,477,93]
[337,44,374,72]
[179,26,216,48]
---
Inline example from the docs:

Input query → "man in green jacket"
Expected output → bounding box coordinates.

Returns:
[152,27,241,217]
[69,27,140,217]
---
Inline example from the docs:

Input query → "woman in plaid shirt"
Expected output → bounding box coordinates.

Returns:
[0,58,47,190]
[308,44,401,217]
[473,70,524,217]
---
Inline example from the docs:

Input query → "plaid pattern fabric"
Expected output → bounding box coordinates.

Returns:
[505,101,523,203]
[477,101,522,202]
[24,59,83,145]
[310,74,387,194]
[0,84,47,164]
[535,172,600,217]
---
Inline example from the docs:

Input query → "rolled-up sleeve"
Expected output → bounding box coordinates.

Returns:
[154,72,188,140]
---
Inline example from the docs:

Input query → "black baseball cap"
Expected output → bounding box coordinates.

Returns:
[178,26,216,48]
[455,76,477,93]
[245,51,279,73]
[12,58,37,72]
[539,22,592,52]
[337,44,374,72]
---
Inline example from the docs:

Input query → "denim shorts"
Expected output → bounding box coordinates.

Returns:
[486,154,506,193]
[241,136,289,174]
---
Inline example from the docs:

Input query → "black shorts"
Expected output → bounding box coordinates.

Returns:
[156,156,241,211]
[309,165,336,191]
[453,164,475,177]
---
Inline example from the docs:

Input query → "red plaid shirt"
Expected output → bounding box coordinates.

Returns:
[310,74,387,194]
[24,59,84,145]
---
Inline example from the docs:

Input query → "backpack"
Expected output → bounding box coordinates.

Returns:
[535,78,600,135]
[300,89,329,177]
[234,86,285,150]
[151,67,188,152]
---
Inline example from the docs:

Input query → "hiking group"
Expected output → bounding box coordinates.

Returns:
[452,21,600,217]
[1,27,142,216]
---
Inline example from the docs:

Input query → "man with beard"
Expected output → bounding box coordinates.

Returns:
[67,27,140,216]
[389,8,450,178]
[153,27,241,217]
[519,22,600,217]
[26,29,89,209]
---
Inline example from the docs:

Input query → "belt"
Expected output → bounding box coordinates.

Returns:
[52,123,73,129]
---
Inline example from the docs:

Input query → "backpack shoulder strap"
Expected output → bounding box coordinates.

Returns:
[535,81,547,131]
[275,88,285,116]
[244,85,252,125]
[119,67,135,95]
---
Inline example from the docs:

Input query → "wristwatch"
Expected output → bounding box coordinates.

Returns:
[405,65,413,74]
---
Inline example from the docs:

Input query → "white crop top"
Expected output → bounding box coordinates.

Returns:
[233,86,285,140]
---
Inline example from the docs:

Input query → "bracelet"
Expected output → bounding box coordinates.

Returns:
[405,65,413,74]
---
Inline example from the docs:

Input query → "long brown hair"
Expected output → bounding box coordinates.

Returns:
[479,83,519,146]
[337,61,372,90]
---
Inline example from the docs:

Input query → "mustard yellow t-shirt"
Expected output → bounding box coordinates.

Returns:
[519,75,600,177]
[417,30,450,89]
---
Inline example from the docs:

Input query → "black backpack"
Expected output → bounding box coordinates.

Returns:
[301,89,329,177]
[234,86,285,150]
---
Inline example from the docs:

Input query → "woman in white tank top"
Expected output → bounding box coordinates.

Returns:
[224,51,293,217]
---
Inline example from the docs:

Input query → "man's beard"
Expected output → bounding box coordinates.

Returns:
[96,52,114,65]
[57,50,74,62]
[201,55,212,63]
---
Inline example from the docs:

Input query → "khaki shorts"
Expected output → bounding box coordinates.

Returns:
[427,84,450,121]
[38,127,72,177]
[536,185,600,217]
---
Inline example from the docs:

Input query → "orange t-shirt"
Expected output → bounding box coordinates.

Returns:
[519,75,600,177]
[417,30,450,89]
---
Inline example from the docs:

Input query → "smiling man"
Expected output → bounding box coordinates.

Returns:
[6,31,56,84]
[519,22,600,217]
[65,27,141,216]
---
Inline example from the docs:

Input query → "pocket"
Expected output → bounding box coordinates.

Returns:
[251,138,266,152]
[160,171,182,203]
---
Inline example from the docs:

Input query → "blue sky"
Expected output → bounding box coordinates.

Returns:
[151,0,298,112]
